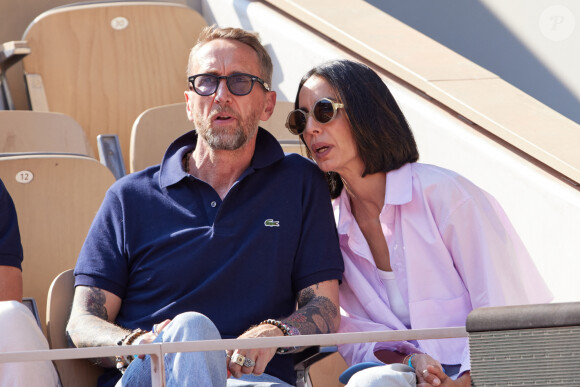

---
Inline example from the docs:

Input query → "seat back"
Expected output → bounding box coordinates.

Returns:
[47,269,103,386]
[129,102,192,173]
[129,101,304,173]
[0,110,93,156]
[0,154,115,333]
[21,2,207,168]
[261,100,305,156]
[308,352,347,387]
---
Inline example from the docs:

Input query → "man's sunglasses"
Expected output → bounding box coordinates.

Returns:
[285,98,344,135]
[188,73,270,96]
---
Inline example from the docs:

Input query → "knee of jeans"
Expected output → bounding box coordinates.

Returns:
[166,312,221,341]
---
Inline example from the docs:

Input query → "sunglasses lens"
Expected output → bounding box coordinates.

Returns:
[313,100,335,123]
[193,75,218,96]
[287,111,306,135]
[227,74,253,95]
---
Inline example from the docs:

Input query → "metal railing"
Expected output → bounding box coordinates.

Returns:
[0,327,467,387]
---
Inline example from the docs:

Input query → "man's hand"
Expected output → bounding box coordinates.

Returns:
[137,319,172,359]
[226,279,339,379]
[226,323,283,378]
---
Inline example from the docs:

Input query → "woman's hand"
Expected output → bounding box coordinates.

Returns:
[418,365,471,387]
[412,353,444,386]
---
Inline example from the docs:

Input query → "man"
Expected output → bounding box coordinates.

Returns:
[0,178,60,385]
[67,25,344,387]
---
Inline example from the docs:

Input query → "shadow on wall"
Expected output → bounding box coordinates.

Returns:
[200,0,286,98]
[365,0,580,125]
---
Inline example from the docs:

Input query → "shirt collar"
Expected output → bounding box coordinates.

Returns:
[384,162,413,205]
[159,127,285,188]
[335,163,413,235]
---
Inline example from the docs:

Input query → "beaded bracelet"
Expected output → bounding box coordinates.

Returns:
[259,319,299,354]
[115,328,148,373]
[260,319,291,336]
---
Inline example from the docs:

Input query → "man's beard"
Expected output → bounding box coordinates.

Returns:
[195,107,260,151]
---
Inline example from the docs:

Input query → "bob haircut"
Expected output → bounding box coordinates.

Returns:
[294,59,419,198]
[187,25,273,85]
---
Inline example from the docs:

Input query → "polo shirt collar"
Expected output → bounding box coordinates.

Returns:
[159,127,284,188]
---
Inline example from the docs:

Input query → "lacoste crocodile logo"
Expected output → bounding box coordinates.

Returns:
[264,219,280,227]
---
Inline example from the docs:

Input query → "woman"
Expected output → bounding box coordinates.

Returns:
[286,59,552,387]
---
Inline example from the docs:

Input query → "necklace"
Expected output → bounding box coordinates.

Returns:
[183,151,193,174]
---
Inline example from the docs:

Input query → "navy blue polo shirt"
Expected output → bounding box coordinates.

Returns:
[75,128,344,386]
[0,178,23,270]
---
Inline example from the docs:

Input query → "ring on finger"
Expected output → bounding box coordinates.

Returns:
[422,369,429,376]
[242,357,255,368]
[231,353,246,366]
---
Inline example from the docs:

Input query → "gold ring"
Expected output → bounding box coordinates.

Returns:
[231,353,245,366]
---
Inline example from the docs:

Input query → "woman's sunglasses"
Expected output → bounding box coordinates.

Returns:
[285,98,344,135]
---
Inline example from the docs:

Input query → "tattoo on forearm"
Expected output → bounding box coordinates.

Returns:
[85,287,109,320]
[283,287,338,335]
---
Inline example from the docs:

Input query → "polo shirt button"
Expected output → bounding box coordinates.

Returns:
[210,201,217,208]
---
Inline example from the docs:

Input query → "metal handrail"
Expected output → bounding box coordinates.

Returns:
[0,327,467,387]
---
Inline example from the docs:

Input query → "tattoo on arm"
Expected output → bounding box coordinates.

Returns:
[66,286,129,368]
[283,286,338,335]
[85,287,109,320]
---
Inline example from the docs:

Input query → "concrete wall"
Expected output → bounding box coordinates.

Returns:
[366,0,580,125]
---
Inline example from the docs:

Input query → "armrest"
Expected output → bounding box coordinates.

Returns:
[97,134,127,179]
[0,41,31,110]
[293,345,337,371]
[293,346,338,387]
[0,41,30,72]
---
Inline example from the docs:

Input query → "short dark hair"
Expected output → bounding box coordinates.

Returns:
[294,59,419,198]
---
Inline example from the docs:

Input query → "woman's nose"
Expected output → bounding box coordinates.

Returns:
[304,115,321,136]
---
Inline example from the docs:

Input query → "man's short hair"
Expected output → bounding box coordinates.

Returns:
[187,25,273,86]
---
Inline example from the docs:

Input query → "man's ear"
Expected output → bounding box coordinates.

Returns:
[260,90,277,122]
[184,91,194,121]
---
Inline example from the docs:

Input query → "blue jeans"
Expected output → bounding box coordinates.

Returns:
[116,312,292,387]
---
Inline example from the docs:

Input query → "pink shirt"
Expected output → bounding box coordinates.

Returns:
[335,163,552,375]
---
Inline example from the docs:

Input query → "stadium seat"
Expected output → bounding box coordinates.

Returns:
[2,2,207,168]
[0,110,93,156]
[0,154,115,333]
[47,269,102,386]
[129,100,304,173]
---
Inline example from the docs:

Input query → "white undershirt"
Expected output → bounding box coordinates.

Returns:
[377,269,411,328]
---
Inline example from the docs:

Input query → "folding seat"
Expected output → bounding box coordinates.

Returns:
[47,269,102,386]
[1,2,207,170]
[0,110,93,156]
[0,154,115,333]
